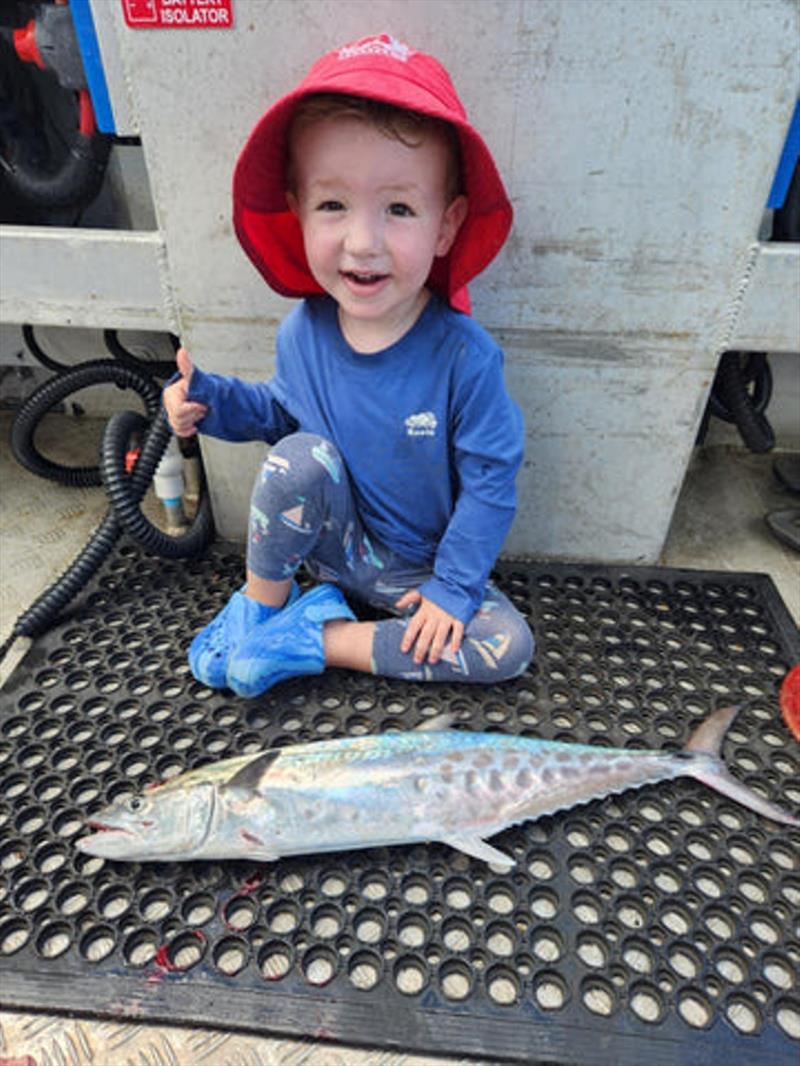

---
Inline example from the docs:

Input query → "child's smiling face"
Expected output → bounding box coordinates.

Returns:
[287,115,467,352]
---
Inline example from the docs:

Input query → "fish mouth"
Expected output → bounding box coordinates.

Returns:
[86,819,132,835]
[75,821,135,854]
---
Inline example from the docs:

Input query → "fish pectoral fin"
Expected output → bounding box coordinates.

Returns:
[415,713,455,732]
[441,834,516,870]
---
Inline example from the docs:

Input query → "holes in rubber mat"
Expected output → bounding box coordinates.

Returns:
[1,545,799,1057]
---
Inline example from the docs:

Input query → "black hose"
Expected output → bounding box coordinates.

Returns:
[10,359,161,486]
[101,409,214,558]
[716,351,776,454]
[22,324,72,374]
[1,127,111,211]
[3,362,214,656]
[12,508,122,642]
[708,352,773,425]
[103,329,177,380]
[6,406,214,647]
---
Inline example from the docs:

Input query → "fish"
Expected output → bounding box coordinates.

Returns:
[75,706,799,869]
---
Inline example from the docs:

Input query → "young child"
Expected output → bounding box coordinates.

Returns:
[163,34,534,698]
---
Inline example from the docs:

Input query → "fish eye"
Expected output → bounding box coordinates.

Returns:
[127,797,144,813]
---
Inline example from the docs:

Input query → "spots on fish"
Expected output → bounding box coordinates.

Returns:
[472,753,493,768]
[542,767,557,787]
[555,750,573,763]
[516,768,533,790]
[502,755,520,771]
[465,770,478,791]
[489,770,503,793]
[444,751,466,763]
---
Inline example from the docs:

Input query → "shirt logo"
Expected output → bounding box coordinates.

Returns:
[338,35,414,63]
[405,411,437,437]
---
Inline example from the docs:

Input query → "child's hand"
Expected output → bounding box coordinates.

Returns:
[163,348,207,437]
[395,590,464,665]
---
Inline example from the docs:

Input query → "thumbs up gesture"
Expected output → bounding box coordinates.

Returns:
[163,348,208,437]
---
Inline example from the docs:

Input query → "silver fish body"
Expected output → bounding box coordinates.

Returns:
[75,707,799,868]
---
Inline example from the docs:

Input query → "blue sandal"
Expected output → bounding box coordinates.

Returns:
[188,582,299,688]
[227,583,355,698]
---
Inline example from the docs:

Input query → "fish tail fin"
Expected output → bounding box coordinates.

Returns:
[683,705,800,826]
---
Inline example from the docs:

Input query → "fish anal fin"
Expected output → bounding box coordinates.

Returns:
[416,713,455,732]
[226,750,281,793]
[442,834,516,870]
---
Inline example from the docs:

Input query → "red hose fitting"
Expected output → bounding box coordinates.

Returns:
[13,20,46,71]
[125,447,142,475]
[78,90,96,136]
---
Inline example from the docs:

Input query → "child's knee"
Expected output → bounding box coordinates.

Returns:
[515,618,535,675]
[255,433,342,496]
[494,613,535,681]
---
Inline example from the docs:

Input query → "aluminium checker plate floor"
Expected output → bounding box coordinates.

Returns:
[0,541,799,1066]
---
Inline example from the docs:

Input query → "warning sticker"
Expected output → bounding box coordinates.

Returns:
[121,0,234,29]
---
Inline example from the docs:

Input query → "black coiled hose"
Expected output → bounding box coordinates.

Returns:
[714,351,776,454]
[103,329,179,380]
[22,324,73,374]
[101,409,213,558]
[1,127,111,212]
[1,365,214,661]
[10,359,161,486]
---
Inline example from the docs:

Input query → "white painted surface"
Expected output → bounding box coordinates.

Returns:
[3,0,798,563]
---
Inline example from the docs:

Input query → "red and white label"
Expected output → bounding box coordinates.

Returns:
[121,0,234,29]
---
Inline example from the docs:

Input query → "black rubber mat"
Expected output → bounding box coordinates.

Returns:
[1,541,799,1065]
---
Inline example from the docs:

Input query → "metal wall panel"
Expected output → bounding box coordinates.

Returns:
[18,0,800,560]
[0,227,173,331]
[730,243,800,354]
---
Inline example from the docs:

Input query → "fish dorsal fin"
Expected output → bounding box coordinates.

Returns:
[225,749,281,794]
[442,834,516,870]
[415,713,455,732]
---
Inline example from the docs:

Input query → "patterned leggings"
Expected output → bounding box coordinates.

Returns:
[247,433,534,683]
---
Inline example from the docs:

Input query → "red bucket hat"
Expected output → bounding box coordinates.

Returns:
[233,34,512,315]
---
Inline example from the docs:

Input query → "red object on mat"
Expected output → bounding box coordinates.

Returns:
[779,663,800,741]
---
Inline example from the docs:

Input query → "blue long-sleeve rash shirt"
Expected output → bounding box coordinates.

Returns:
[187,295,524,624]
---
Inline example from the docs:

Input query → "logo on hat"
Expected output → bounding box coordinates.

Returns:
[338,35,414,63]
